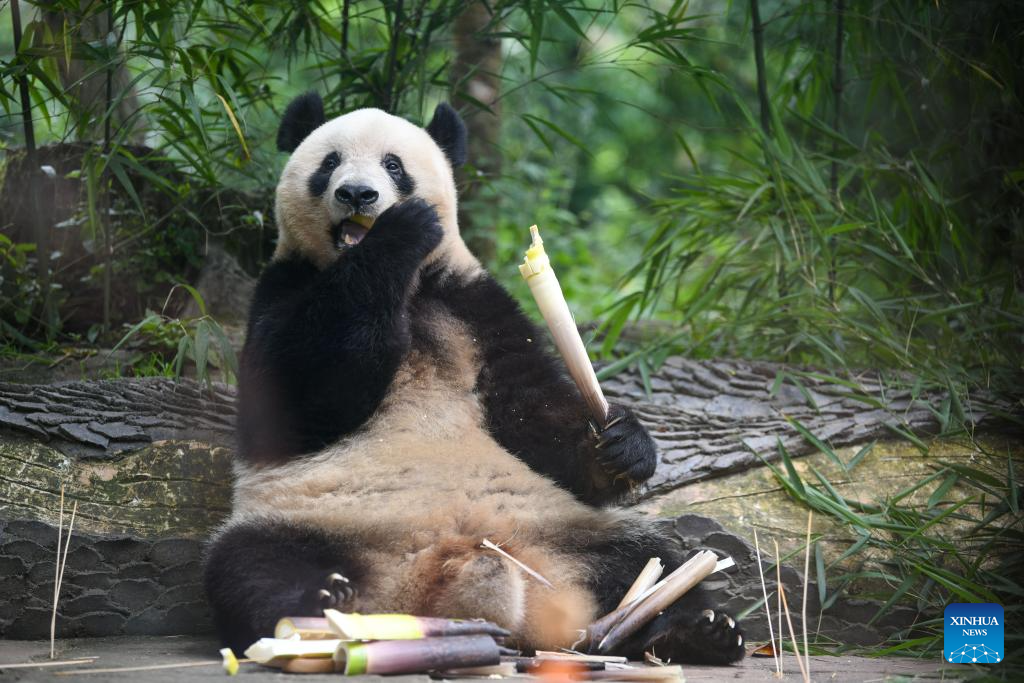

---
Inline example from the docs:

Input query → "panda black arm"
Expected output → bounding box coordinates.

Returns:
[238,200,442,465]
[432,271,656,506]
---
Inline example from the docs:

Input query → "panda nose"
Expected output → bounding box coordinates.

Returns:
[335,184,379,209]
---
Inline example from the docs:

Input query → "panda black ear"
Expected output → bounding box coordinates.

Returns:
[277,92,326,153]
[425,103,468,168]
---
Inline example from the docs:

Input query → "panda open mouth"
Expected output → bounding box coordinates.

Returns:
[334,219,370,250]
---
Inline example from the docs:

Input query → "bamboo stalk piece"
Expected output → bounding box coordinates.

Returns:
[520,225,609,423]
[595,550,718,653]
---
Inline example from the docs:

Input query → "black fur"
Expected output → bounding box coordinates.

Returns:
[420,269,657,506]
[308,151,340,197]
[425,103,468,167]
[277,92,326,153]
[565,521,745,664]
[383,153,416,197]
[203,518,364,654]
[236,199,443,465]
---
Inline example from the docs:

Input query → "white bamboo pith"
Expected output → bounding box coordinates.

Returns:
[520,225,609,423]
[616,557,665,609]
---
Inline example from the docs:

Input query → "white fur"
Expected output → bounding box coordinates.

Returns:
[273,108,478,273]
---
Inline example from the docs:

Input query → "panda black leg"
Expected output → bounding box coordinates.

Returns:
[578,524,745,664]
[203,519,362,654]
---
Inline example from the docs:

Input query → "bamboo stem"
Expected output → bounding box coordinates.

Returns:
[340,0,351,111]
[596,550,718,653]
[828,0,845,308]
[10,0,35,156]
[750,0,771,135]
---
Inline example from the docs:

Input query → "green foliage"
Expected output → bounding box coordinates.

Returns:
[109,285,238,385]
[764,437,1022,674]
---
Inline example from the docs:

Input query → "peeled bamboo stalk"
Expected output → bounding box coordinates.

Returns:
[324,610,510,641]
[595,550,719,653]
[243,638,340,665]
[275,616,334,640]
[616,558,664,609]
[520,225,608,423]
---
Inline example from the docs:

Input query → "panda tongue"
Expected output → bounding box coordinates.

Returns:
[340,220,369,247]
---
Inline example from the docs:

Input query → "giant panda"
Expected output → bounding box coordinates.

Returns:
[203,92,746,665]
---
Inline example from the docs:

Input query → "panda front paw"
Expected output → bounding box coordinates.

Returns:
[592,404,657,485]
[371,198,443,256]
[642,608,745,665]
[316,572,358,611]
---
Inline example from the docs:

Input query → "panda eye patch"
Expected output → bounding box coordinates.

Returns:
[321,152,341,171]
[382,154,403,175]
[383,153,415,196]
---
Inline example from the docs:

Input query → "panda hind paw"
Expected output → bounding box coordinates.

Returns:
[317,572,357,611]
[644,609,746,665]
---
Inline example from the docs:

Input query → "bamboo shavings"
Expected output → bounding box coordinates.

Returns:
[0,658,97,670]
[775,539,809,683]
[481,538,554,589]
[571,664,684,681]
[802,511,813,682]
[519,225,608,423]
[615,558,664,609]
[50,487,77,660]
[533,651,628,664]
[54,660,226,676]
[753,529,781,676]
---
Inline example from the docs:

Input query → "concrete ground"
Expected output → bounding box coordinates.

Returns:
[0,636,966,682]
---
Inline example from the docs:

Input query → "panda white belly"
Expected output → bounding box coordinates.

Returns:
[227,312,606,643]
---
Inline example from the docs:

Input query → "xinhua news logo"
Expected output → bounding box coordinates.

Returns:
[944,603,1003,664]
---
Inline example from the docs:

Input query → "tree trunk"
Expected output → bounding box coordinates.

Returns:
[41,0,144,143]
[450,1,503,264]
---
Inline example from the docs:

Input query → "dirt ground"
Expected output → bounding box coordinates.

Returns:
[0,635,966,682]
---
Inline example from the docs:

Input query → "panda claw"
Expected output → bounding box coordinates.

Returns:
[318,573,357,611]
[702,609,715,623]
[727,616,735,628]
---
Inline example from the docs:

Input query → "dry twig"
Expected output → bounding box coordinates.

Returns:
[753,529,780,677]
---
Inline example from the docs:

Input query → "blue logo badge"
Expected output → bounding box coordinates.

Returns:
[944,603,1003,663]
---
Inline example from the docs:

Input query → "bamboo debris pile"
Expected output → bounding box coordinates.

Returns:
[236,608,684,678]
[234,548,734,677]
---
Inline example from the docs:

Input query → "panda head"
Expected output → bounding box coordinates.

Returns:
[273,92,476,271]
